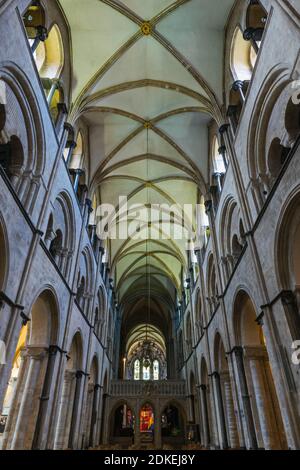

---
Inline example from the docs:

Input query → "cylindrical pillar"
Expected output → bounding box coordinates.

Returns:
[53,370,76,449]
[221,371,239,449]
[11,347,47,449]
[248,352,280,450]
[233,347,258,449]
[212,372,228,449]
[199,384,210,448]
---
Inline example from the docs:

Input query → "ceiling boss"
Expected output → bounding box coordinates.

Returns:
[141,21,152,36]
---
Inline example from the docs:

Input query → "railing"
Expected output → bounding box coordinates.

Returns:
[110,380,186,397]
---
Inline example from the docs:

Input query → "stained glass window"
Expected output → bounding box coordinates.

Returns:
[134,359,140,380]
[153,360,159,380]
[143,365,150,380]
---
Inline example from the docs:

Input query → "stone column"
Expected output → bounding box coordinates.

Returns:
[32,346,60,449]
[89,384,100,447]
[71,169,84,194]
[68,371,83,449]
[65,140,77,166]
[247,347,280,450]
[53,370,76,449]
[47,79,60,105]
[212,372,228,449]
[220,371,239,449]
[154,404,161,449]
[233,347,258,449]
[11,347,47,449]
[199,385,210,448]
[95,386,103,445]
[135,399,141,447]
[101,394,110,445]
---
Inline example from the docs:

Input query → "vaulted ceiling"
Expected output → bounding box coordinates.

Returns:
[59,0,235,313]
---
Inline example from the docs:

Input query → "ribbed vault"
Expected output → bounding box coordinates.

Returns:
[59,0,235,316]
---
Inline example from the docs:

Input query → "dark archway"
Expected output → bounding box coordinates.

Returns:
[109,402,135,447]
[161,403,185,446]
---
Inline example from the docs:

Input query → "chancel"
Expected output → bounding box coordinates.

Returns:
[0,0,300,451]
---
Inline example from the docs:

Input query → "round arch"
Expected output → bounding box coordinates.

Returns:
[0,288,60,450]
[232,290,288,449]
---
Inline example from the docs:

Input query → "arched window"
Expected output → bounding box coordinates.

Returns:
[153,360,159,381]
[36,24,64,79]
[212,136,226,174]
[196,196,210,250]
[134,359,140,380]
[230,27,255,82]
[69,131,84,169]
[1,324,28,425]
[244,0,267,52]
[23,2,46,48]
[23,5,65,127]
[143,364,150,381]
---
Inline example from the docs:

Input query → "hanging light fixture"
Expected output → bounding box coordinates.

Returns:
[142,124,152,371]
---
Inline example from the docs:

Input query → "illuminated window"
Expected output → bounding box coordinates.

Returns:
[134,359,140,380]
[153,360,159,380]
[212,136,226,174]
[230,27,254,81]
[143,365,150,381]
[1,325,28,418]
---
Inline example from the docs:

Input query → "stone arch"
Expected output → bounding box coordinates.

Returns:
[161,399,186,445]
[44,191,75,278]
[53,331,84,450]
[0,289,59,449]
[284,96,300,144]
[275,188,300,340]
[23,0,70,125]
[0,63,45,210]
[276,187,300,291]
[246,66,298,210]
[37,23,64,80]
[109,399,136,445]
[75,247,95,318]
[233,290,288,449]
[230,26,255,82]
[219,196,244,281]
[28,287,60,347]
